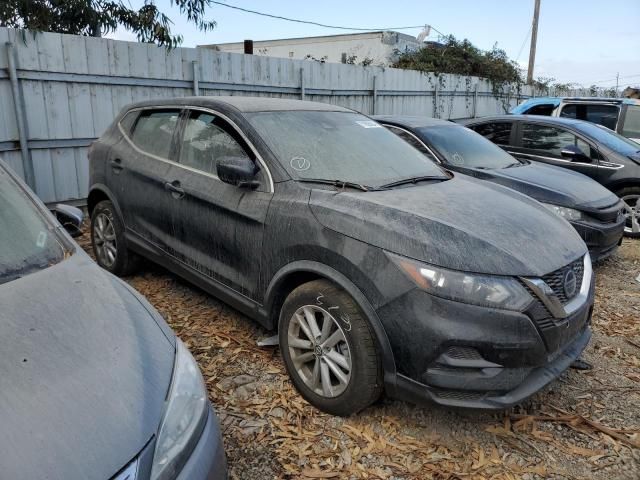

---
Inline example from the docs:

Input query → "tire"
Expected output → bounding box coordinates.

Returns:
[90,200,140,276]
[278,279,383,416]
[617,186,640,238]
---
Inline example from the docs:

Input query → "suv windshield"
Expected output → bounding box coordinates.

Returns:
[573,122,640,157]
[418,125,520,169]
[0,167,66,285]
[248,111,447,187]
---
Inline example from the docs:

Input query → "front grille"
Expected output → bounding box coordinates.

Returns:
[444,346,483,361]
[541,258,584,304]
[435,390,485,401]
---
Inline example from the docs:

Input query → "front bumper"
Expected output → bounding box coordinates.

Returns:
[571,217,624,261]
[378,280,593,410]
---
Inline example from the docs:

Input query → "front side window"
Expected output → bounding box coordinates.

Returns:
[559,104,619,131]
[521,124,583,157]
[470,122,513,145]
[622,105,640,139]
[419,125,520,169]
[248,111,447,187]
[179,111,252,176]
[130,109,180,159]
[573,121,640,157]
[0,168,66,285]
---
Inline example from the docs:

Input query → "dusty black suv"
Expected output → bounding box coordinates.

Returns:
[89,97,593,415]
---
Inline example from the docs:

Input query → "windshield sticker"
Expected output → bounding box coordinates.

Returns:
[36,231,47,248]
[290,157,311,171]
[452,152,464,164]
[356,120,382,129]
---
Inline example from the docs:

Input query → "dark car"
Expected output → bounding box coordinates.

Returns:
[510,97,640,144]
[464,115,640,238]
[375,115,625,260]
[0,159,226,479]
[88,97,593,415]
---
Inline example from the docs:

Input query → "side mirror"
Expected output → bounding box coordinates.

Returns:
[217,156,260,189]
[52,204,84,237]
[560,145,591,163]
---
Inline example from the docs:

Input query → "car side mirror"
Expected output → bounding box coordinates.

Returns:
[52,204,84,237]
[561,145,592,162]
[217,156,260,189]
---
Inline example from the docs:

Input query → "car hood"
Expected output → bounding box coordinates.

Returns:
[0,251,175,480]
[470,162,619,210]
[309,175,586,276]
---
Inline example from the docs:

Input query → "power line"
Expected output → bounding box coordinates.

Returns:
[210,1,446,36]
[587,74,640,85]
[515,24,532,63]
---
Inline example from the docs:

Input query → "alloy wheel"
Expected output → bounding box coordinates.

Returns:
[621,194,640,235]
[287,305,352,398]
[93,213,118,267]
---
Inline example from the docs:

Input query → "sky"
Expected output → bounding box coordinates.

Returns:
[108,0,640,89]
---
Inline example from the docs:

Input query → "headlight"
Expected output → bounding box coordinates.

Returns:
[541,203,583,222]
[151,339,208,480]
[387,252,533,311]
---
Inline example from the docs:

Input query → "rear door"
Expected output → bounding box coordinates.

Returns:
[508,121,603,180]
[165,108,273,300]
[110,108,182,251]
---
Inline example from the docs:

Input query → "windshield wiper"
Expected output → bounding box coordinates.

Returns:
[379,175,448,189]
[296,178,373,192]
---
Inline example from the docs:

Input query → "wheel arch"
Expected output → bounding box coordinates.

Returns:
[607,179,640,195]
[87,184,123,220]
[263,261,397,384]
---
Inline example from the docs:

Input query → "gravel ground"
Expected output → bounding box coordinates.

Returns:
[79,234,640,479]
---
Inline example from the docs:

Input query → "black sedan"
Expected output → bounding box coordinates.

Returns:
[89,97,593,414]
[375,115,625,261]
[463,115,640,238]
[0,159,226,480]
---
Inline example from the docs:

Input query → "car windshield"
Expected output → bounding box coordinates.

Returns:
[573,121,640,156]
[417,125,520,169]
[0,167,66,285]
[247,111,448,187]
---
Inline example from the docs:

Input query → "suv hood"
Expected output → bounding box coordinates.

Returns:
[309,175,586,276]
[471,162,619,211]
[0,251,175,480]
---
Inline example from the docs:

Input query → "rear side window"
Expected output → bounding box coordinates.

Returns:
[622,106,640,139]
[521,123,596,159]
[130,109,181,159]
[559,104,619,131]
[470,122,512,145]
[523,104,556,116]
[179,111,252,176]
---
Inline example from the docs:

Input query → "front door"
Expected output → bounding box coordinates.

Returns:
[165,108,273,300]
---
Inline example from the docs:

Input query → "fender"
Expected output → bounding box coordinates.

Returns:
[263,260,397,389]
[88,183,124,221]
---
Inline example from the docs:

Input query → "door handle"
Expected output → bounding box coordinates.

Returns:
[110,158,123,174]
[164,181,185,199]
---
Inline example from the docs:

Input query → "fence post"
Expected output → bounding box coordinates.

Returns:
[372,75,378,115]
[473,83,479,117]
[434,81,439,118]
[300,67,305,100]
[6,42,34,189]
[192,60,200,95]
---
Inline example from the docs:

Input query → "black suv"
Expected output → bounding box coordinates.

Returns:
[89,97,593,415]
[465,115,640,237]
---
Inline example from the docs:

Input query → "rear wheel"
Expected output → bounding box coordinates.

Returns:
[618,186,640,238]
[279,279,383,416]
[91,200,140,275]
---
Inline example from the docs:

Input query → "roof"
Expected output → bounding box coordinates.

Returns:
[515,96,640,106]
[462,114,585,127]
[124,96,353,113]
[372,115,456,128]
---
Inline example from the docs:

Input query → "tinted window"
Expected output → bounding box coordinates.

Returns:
[523,104,556,116]
[559,104,619,131]
[385,126,438,161]
[471,122,512,145]
[622,105,640,139]
[119,110,138,133]
[248,111,447,187]
[419,125,520,169]
[130,109,180,159]
[179,111,251,176]
[573,121,640,157]
[521,124,583,157]
[0,168,65,285]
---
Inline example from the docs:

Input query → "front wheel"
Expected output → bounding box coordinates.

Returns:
[618,186,640,238]
[90,200,140,275]
[279,279,383,416]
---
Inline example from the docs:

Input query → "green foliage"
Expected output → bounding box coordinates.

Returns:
[0,0,217,47]
[392,35,522,90]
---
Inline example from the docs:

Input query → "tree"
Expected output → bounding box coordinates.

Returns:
[0,0,216,47]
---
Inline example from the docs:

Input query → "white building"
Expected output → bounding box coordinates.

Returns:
[200,31,424,66]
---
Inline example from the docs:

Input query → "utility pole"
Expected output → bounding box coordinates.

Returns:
[526,0,541,84]
[615,72,619,96]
